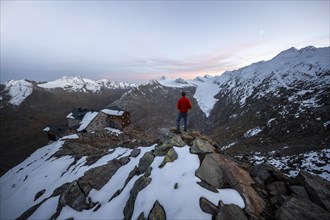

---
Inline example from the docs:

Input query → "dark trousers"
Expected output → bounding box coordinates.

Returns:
[176,112,188,131]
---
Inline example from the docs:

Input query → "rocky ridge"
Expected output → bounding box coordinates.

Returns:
[1,127,329,219]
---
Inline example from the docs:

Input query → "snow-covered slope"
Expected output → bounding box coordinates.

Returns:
[38,76,138,93]
[3,80,33,106]
[0,76,138,107]
[158,46,329,117]
[213,46,330,107]
[0,133,244,219]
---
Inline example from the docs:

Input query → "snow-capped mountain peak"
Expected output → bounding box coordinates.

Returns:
[38,76,138,92]
[1,76,139,107]
[3,80,33,106]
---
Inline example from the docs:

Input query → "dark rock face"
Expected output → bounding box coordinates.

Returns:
[124,175,152,220]
[295,170,330,211]
[216,202,248,220]
[200,197,218,216]
[190,138,215,154]
[8,128,330,220]
[195,153,266,219]
[147,201,166,220]
[275,197,330,220]
[267,182,287,196]
[59,181,94,211]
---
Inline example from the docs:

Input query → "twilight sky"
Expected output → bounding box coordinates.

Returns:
[1,1,329,83]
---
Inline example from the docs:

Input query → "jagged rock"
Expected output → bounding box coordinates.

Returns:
[124,175,152,220]
[196,153,254,188]
[34,189,46,201]
[195,153,265,218]
[288,185,309,199]
[154,135,185,156]
[137,212,145,220]
[158,128,175,144]
[130,148,141,158]
[59,181,93,211]
[235,183,266,219]
[190,138,215,154]
[267,181,287,196]
[295,170,330,211]
[216,202,248,220]
[251,163,274,183]
[138,152,155,174]
[147,200,166,220]
[180,132,195,145]
[197,181,218,193]
[199,197,218,216]
[251,163,290,185]
[276,197,330,220]
[83,157,129,190]
[159,147,178,168]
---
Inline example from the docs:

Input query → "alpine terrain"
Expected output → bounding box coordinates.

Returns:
[0,46,329,219]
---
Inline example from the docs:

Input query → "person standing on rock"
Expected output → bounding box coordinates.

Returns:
[176,91,192,133]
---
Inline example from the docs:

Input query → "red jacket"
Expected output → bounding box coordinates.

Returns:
[176,96,192,113]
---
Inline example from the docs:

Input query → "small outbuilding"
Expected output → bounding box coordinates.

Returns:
[66,107,91,128]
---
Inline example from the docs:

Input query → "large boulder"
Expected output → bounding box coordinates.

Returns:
[216,202,248,220]
[190,138,215,154]
[138,152,155,174]
[195,153,265,218]
[295,170,330,211]
[154,135,185,156]
[159,147,178,168]
[59,181,94,211]
[276,197,330,220]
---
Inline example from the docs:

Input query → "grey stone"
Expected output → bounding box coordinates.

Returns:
[154,135,185,156]
[138,152,155,174]
[84,159,125,190]
[159,147,178,168]
[34,189,46,201]
[190,138,215,154]
[216,202,248,220]
[195,153,265,219]
[124,176,152,220]
[288,185,309,199]
[130,148,141,158]
[200,197,218,216]
[147,200,166,220]
[295,170,330,211]
[158,128,175,144]
[276,197,330,220]
[59,181,93,211]
[267,181,287,196]
[251,163,276,183]
[197,181,218,193]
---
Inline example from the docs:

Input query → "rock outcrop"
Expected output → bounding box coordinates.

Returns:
[5,127,330,220]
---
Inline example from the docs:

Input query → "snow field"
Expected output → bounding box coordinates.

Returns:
[1,135,245,220]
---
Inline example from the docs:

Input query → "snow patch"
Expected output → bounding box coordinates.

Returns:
[244,127,263,138]
[4,80,33,106]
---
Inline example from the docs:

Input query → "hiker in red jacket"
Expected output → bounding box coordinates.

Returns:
[176,91,192,132]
